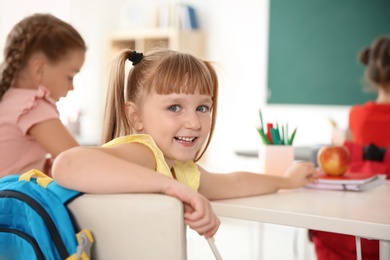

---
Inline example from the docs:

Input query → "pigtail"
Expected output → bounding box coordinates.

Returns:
[101,50,134,144]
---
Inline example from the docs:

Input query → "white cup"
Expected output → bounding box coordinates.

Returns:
[258,145,294,176]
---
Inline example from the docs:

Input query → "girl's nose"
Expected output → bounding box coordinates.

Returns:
[184,112,201,129]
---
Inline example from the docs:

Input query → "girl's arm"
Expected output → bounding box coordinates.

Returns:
[52,145,220,238]
[29,118,79,157]
[197,162,317,200]
[52,144,168,193]
[30,119,79,176]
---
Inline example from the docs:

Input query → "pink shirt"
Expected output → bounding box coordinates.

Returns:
[0,87,59,177]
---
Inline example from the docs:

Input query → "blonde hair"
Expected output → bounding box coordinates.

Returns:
[0,13,86,100]
[102,48,219,161]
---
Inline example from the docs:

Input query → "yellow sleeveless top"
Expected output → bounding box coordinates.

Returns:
[102,134,200,191]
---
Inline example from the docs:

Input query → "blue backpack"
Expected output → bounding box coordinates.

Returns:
[0,169,94,260]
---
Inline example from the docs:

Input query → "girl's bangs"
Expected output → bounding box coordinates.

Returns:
[148,54,215,96]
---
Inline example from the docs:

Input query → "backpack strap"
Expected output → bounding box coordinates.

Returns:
[19,169,52,187]
[66,229,94,260]
[19,169,82,204]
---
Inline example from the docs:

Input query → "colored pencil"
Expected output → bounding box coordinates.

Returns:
[257,128,270,144]
[271,128,280,145]
[288,128,297,145]
[259,109,264,129]
[328,117,337,128]
[267,123,273,144]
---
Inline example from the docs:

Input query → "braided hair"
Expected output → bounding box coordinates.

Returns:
[0,13,86,100]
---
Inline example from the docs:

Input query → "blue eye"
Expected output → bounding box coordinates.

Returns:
[168,105,180,112]
[197,105,209,113]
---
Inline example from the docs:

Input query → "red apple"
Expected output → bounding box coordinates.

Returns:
[317,145,350,176]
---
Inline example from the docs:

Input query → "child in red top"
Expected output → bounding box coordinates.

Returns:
[312,35,390,260]
[349,102,390,147]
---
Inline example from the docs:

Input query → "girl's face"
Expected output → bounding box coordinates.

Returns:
[135,90,213,167]
[41,49,85,101]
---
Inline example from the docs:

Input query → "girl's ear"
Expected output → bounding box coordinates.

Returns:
[125,102,143,131]
[29,54,46,84]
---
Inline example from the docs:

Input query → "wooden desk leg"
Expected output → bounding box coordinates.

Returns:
[380,240,390,260]
[355,236,362,260]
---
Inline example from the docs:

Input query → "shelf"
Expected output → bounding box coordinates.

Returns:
[107,28,205,60]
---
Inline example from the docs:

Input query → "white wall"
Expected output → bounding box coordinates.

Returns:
[0,0,352,172]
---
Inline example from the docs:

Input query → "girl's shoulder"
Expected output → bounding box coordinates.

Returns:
[1,86,58,121]
[4,86,55,103]
[3,87,55,109]
[351,101,375,108]
[103,134,165,164]
[102,134,156,148]
[351,101,390,112]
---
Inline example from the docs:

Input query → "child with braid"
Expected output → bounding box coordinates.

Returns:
[52,48,317,238]
[0,13,86,177]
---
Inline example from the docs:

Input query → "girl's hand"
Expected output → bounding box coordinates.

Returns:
[284,161,318,188]
[164,183,220,238]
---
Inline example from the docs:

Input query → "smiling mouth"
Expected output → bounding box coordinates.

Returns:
[175,136,196,143]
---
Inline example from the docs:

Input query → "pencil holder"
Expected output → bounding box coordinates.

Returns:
[331,128,348,146]
[258,145,294,176]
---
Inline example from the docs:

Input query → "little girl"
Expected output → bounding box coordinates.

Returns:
[311,35,390,260]
[52,48,316,238]
[0,13,86,177]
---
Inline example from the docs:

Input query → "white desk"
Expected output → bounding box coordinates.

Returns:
[211,181,390,259]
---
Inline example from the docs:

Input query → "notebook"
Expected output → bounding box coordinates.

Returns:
[306,171,387,191]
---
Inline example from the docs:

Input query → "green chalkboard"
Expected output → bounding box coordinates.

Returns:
[267,0,390,105]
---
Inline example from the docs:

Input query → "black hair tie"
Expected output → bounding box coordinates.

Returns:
[128,51,143,65]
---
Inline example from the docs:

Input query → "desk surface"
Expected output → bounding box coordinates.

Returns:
[211,181,390,241]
